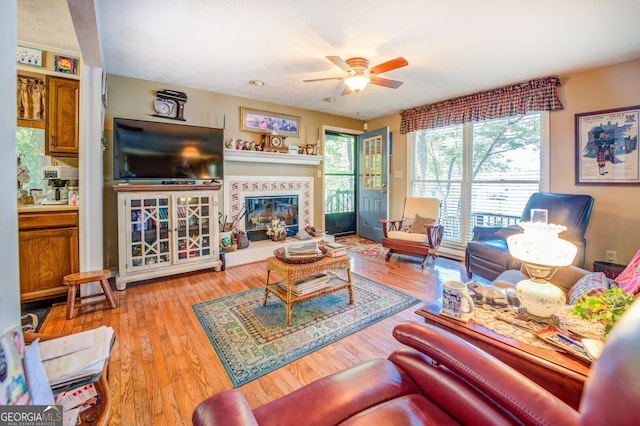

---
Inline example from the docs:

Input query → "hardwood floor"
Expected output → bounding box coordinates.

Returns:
[40,251,470,425]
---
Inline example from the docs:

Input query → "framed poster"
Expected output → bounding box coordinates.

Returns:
[575,105,640,185]
[16,46,42,67]
[54,55,78,74]
[240,107,300,137]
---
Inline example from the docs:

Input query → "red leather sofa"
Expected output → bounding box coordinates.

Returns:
[193,299,640,426]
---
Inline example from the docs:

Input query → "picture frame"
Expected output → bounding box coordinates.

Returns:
[16,46,42,67]
[575,105,640,185]
[240,107,300,138]
[54,55,78,74]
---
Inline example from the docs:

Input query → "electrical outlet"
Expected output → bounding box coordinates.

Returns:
[605,250,617,263]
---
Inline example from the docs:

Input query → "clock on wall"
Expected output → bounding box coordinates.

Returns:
[152,89,188,121]
[153,98,175,117]
[261,134,288,152]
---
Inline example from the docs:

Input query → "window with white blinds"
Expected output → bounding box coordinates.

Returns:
[408,112,548,257]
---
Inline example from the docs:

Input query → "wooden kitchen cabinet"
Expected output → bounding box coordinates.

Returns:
[18,210,79,301]
[46,76,79,156]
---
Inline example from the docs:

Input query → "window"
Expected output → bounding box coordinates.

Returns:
[16,127,46,192]
[408,112,548,257]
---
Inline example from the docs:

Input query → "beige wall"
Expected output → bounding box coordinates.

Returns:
[102,75,363,268]
[368,58,640,270]
[550,59,640,268]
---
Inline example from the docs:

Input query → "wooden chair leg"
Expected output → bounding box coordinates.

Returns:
[385,250,393,261]
[100,279,117,309]
[66,284,77,319]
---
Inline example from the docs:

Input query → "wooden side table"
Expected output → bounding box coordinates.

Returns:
[264,255,353,325]
[416,299,590,410]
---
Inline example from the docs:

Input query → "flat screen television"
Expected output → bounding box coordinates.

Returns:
[113,117,224,181]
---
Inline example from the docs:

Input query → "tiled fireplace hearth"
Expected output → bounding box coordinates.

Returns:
[222,175,329,268]
[223,176,314,240]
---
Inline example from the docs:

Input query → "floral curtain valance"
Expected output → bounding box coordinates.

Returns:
[400,76,563,134]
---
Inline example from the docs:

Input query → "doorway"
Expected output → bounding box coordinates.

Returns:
[323,130,357,236]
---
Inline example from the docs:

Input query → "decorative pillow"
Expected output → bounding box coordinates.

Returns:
[614,249,640,294]
[495,224,523,239]
[400,216,414,232]
[409,214,435,234]
[569,272,613,305]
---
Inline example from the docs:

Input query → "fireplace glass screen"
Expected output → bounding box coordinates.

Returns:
[245,195,299,241]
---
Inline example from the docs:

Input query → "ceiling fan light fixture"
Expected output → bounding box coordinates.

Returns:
[249,80,265,87]
[344,75,370,93]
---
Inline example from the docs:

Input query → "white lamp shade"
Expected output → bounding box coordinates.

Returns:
[344,75,370,92]
[506,223,577,267]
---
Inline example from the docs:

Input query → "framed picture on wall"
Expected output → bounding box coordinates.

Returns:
[16,46,42,67]
[54,55,78,74]
[240,107,300,138]
[575,105,640,185]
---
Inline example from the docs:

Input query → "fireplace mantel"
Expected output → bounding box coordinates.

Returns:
[224,149,323,165]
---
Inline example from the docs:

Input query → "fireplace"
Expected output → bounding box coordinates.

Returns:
[223,175,314,242]
[245,195,299,241]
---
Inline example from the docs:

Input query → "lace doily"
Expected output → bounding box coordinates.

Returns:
[471,305,603,350]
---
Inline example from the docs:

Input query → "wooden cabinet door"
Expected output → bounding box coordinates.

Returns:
[19,227,79,301]
[46,76,79,156]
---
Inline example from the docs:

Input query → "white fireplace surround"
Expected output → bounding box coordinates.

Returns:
[223,176,314,233]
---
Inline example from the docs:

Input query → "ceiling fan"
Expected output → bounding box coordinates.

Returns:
[304,56,409,95]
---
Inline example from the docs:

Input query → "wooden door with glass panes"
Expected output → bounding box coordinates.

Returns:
[126,194,172,272]
[173,193,215,262]
[357,127,390,242]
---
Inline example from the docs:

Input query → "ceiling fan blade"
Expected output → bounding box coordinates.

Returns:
[341,86,353,96]
[368,57,408,75]
[326,56,353,72]
[303,77,344,82]
[369,76,403,89]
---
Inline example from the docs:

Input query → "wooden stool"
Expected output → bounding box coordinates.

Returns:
[63,269,117,319]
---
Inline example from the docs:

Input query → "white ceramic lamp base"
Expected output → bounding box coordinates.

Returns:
[515,279,566,318]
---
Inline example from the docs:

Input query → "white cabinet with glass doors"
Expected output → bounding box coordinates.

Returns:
[115,185,222,289]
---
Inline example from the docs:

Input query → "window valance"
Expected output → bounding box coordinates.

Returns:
[400,76,563,134]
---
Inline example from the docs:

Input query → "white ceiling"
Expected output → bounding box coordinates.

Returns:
[17,0,640,120]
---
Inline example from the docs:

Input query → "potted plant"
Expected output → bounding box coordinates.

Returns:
[266,219,287,241]
[572,287,635,337]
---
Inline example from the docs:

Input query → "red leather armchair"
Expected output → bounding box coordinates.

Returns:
[194,299,640,425]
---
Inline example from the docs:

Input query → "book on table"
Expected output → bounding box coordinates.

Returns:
[285,242,322,258]
[325,242,346,250]
[278,272,331,295]
[326,249,347,257]
[325,242,347,257]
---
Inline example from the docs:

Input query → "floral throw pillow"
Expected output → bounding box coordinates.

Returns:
[400,216,414,232]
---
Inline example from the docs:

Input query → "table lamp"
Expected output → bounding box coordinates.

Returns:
[506,222,578,317]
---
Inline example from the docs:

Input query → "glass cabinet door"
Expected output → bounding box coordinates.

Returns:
[127,195,171,271]
[173,193,213,262]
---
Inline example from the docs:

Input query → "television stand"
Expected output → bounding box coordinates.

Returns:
[113,184,223,289]
[161,180,196,185]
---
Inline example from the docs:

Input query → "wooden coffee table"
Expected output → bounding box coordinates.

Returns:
[416,299,590,410]
[264,255,353,325]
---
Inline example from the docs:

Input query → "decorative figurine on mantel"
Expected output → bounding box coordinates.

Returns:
[152,89,188,121]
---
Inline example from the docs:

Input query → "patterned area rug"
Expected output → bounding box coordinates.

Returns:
[20,306,51,333]
[335,235,387,257]
[192,272,420,387]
